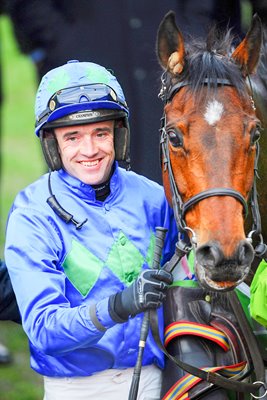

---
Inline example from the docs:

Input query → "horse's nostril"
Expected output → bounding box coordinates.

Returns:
[196,240,255,271]
[196,243,223,269]
[237,241,255,265]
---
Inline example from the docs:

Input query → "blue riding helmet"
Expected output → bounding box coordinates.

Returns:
[35,60,129,136]
[35,60,130,169]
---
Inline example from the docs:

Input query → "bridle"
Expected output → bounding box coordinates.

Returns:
[159,71,266,256]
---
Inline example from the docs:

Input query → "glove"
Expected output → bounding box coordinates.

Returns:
[108,269,173,322]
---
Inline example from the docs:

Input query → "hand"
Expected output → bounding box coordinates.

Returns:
[108,269,173,322]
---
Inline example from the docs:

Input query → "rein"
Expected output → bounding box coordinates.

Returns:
[150,238,267,398]
[129,229,266,399]
[151,234,266,397]
[149,298,266,395]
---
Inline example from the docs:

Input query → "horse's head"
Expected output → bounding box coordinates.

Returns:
[157,11,263,291]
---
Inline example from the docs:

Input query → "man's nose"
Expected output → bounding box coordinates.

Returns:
[80,136,97,155]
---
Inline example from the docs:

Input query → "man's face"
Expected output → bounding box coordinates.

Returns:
[54,120,115,185]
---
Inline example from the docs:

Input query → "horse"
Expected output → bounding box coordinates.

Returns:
[157,11,265,291]
[153,11,267,400]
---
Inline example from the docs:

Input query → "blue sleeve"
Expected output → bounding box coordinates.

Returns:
[4,208,116,356]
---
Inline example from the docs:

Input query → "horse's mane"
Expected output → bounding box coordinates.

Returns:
[174,27,247,97]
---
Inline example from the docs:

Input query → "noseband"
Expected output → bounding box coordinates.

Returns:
[159,73,264,254]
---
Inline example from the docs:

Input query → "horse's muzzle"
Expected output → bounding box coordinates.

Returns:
[195,240,255,291]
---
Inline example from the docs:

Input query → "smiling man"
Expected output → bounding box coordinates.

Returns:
[55,121,115,185]
[4,61,177,400]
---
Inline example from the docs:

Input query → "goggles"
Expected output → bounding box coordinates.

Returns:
[36,83,127,125]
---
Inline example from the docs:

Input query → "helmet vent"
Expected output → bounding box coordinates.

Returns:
[79,95,90,103]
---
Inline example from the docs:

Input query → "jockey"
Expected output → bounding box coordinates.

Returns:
[4,60,177,400]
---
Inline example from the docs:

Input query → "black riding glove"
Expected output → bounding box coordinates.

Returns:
[108,269,173,322]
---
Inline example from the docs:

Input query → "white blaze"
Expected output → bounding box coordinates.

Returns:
[204,100,224,125]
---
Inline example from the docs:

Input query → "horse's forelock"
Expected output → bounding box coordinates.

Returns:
[170,29,246,98]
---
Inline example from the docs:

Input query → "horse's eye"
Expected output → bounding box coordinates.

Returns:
[250,127,261,145]
[168,130,183,147]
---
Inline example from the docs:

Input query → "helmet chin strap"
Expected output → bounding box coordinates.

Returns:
[46,162,117,228]
[46,172,88,229]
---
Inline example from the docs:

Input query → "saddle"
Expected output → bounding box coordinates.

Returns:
[157,284,265,400]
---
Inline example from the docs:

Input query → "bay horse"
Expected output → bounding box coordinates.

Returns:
[157,11,265,291]
[153,11,267,400]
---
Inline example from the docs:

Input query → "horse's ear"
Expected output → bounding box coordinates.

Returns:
[231,14,262,75]
[156,10,185,74]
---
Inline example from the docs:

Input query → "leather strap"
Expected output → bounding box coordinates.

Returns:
[183,188,248,217]
[149,307,263,394]
[162,362,248,400]
[227,291,266,383]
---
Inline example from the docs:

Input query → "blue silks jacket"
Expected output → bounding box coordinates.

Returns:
[5,163,178,377]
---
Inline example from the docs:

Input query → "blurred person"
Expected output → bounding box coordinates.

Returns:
[4,60,177,399]
[0,260,20,324]
[5,0,247,184]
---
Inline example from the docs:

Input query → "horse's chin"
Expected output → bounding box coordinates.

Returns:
[195,263,247,292]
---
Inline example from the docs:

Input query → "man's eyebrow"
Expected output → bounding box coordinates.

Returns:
[93,126,113,133]
[62,130,79,139]
[62,125,113,139]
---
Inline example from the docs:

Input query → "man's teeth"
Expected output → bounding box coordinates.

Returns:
[81,160,99,167]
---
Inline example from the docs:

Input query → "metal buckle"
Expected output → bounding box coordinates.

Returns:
[250,381,267,399]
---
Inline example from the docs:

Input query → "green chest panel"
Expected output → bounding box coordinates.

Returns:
[63,231,156,296]
[63,240,104,297]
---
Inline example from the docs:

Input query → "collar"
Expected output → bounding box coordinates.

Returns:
[55,162,120,202]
